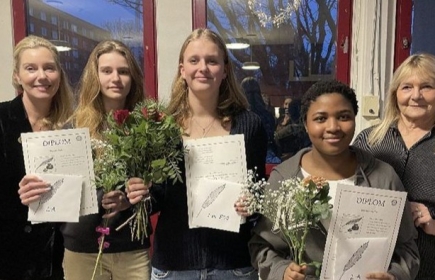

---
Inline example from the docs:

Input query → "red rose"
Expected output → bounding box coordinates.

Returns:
[113,109,130,125]
[141,107,148,118]
[156,112,165,122]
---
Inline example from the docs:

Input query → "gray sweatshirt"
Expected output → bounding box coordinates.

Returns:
[249,146,420,280]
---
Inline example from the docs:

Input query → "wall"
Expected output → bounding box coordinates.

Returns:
[156,0,192,104]
[0,0,15,102]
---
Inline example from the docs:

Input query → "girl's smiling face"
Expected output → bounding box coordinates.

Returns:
[305,93,356,157]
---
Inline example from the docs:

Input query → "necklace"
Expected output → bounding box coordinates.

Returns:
[191,117,216,138]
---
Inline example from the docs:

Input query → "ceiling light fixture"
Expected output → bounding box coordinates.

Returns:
[51,40,72,52]
[242,61,260,70]
[242,45,260,71]
[226,38,250,50]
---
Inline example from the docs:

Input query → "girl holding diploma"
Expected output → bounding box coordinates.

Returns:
[127,28,267,280]
[248,80,419,280]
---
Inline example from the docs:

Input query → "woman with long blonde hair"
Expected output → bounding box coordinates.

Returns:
[61,40,151,280]
[5,35,73,280]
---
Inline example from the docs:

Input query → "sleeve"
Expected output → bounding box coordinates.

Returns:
[386,171,420,280]
[246,116,268,179]
[248,169,292,280]
[352,128,372,151]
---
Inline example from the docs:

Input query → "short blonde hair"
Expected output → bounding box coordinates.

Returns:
[12,35,73,129]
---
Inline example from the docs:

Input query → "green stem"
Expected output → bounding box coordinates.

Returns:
[91,216,109,280]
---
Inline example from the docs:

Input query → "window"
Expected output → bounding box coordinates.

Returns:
[29,23,34,33]
[200,0,351,161]
[52,30,58,39]
[41,27,47,36]
[72,37,78,46]
[40,11,46,21]
[20,0,150,89]
[71,24,77,33]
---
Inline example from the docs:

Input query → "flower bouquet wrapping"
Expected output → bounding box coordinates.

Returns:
[91,99,183,279]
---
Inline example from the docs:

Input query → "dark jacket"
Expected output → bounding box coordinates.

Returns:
[249,147,419,280]
[0,96,63,280]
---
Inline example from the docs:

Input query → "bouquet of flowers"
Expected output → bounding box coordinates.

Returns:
[244,172,331,276]
[91,99,183,279]
[264,176,331,274]
[240,168,268,215]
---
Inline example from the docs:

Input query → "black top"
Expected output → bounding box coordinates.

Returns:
[0,96,62,280]
[60,187,150,253]
[354,124,435,279]
[151,110,267,270]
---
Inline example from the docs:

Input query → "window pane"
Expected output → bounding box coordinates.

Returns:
[207,0,338,160]
[26,0,144,87]
[411,0,435,55]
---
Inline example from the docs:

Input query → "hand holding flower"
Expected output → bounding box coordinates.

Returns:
[284,262,305,280]
[365,272,395,280]
[126,177,151,205]
[102,190,130,219]
[18,174,51,205]
[234,196,250,217]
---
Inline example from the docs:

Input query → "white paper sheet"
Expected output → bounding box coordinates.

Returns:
[191,178,243,232]
[28,173,83,222]
[184,134,247,228]
[320,184,407,279]
[21,128,98,216]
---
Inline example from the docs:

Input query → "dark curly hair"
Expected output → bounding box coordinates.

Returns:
[300,80,359,123]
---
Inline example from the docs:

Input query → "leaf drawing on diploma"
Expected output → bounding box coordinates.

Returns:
[36,157,54,172]
[196,184,226,217]
[343,216,362,227]
[34,178,64,213]
[339,241,369,280]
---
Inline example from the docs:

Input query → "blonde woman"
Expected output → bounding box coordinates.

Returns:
[4,35,73,279]
[60,40,150,280]
[354,53,435,279]
[127,28,268,280]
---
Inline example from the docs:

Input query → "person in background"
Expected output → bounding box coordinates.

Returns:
[61,40,150,280]
[274,99,311,160]
[261,92,276,118]
[275,97,292,131]
[353,53,435,279]
[241,77,281,164]
[249,80,419,280]
[127,28,267,280]
[2,35,73,280]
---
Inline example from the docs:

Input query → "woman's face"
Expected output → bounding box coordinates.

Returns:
[98,51,132,110]
[305,93,355,157]
[14,47,60,101]
[180,38,227,97]
[396,73,435,124]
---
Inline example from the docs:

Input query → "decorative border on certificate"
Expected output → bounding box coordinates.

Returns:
[320,184,407,279]
[184,134,247,228]
[21,128,98,215]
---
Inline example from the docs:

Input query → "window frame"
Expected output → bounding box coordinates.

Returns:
[12,0,158,99]
[191,0,353,85]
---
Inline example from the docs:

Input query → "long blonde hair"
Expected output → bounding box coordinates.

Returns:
[167,28,248,129]
[368,53,435,145]
[12,35,73,129]
[73,40,144,139]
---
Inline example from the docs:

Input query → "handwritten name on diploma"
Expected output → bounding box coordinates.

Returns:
[356,197,386,207]
[43,138,72,146]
